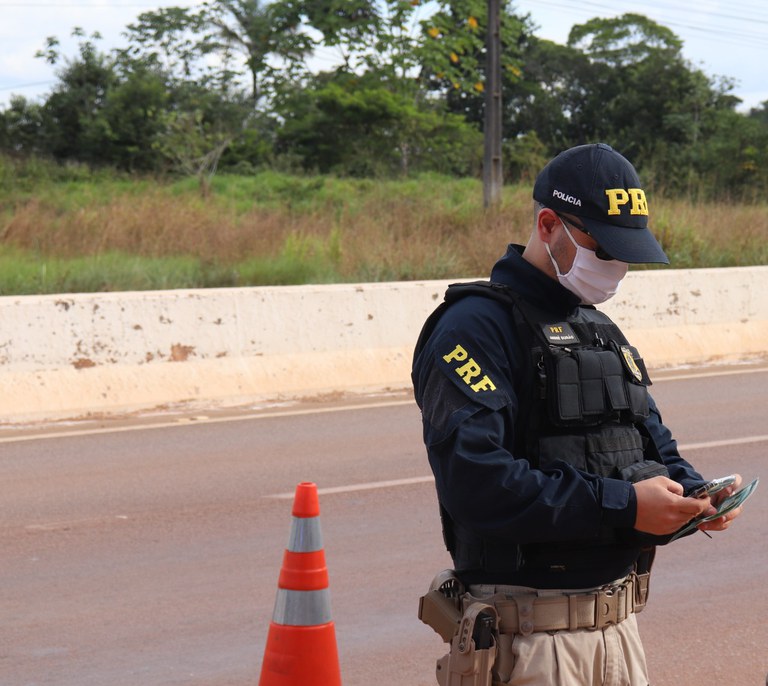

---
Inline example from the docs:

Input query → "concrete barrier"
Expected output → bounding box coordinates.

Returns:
[2,267,766,423]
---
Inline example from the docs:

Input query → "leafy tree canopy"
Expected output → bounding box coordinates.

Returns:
[0,4,765,198]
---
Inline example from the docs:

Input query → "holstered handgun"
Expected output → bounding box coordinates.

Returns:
[419,571,498,686]
[435,603,498,686]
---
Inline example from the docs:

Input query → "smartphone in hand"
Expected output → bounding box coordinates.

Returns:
[688,475,736,499]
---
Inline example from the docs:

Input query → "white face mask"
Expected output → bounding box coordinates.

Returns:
[546,222,628,304]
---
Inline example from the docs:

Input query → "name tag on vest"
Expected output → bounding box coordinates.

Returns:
[541,322,579,345]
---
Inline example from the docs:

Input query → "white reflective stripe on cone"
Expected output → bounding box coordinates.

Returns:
[287,516,323,553]
[272,588,333,626]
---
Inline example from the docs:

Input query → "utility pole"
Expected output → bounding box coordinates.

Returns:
[483,0,503,209]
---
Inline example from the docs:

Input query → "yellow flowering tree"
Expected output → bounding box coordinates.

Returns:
[418,0,525,97]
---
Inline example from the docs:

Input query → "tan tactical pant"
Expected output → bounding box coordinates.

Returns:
[490,612,649,686]
[466,578,650,686]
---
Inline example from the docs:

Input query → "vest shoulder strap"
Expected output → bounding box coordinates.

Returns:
[412,280,521,365]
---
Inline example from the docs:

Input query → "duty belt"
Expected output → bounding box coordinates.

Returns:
[466,573,647,636]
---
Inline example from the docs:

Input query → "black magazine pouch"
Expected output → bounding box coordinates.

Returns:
[544,348,620,427]
[544,348,583,424]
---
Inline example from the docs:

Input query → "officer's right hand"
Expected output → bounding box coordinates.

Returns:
[633,476,712,535]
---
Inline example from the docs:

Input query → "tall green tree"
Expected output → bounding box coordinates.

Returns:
[122,5,278,180]
[289,0,434,80]
[418,0,527,113]
[684,104,768,199]
[507,16,729,164]
[124,1,313,106]
[203,0,313,103]
[36,29,117,163]
[101,63,170,171]
[563,13,761,196]
[565,14,711,163]
[275,72,481,176]
[0,96,45,155]
[290,0,379,71]
[32,29,173,170]
[567,13,682,65]
[502,36,589,152]
[748,100,768,126]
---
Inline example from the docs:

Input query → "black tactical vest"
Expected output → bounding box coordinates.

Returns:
[416,281,668,580]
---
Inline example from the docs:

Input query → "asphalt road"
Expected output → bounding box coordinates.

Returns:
[2,363,767,686]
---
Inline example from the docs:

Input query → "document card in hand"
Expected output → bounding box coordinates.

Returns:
[670,477,759,542]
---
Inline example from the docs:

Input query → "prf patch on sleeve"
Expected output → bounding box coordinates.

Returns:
[442,343,497,393]
[541,322,579,345]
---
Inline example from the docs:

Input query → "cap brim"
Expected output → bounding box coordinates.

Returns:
[582,218,669,265]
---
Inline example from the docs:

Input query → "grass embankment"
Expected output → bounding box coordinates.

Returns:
[1,157,766,295]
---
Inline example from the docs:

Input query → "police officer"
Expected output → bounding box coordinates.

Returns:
[412,144,743,685]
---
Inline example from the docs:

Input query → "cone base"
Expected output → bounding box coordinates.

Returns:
[258,621,341,686]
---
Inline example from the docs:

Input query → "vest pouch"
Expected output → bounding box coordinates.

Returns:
[544,348,583,424]
[537,433,587,471]
[544,348,628,427]
[585,424,646,477]
[619,459,669,483]
[626,382,650,421]
[575,349,611,417]
[593,349,630,414]
[535,425,646,478]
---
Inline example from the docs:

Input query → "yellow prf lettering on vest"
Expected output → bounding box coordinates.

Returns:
[605,188,649,217]
[442,344,497,393]
[442,345,468,363]
[456,359,482,383]
[549,325,564,334]
[470,376,496,392]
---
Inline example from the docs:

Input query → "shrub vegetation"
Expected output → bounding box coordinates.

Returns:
[1,155,765,295]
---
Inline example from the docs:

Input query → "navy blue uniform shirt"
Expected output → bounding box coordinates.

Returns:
[412,244,704,587]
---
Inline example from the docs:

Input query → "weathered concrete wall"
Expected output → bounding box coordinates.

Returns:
[600,267,768,366]
[1,267,766,423]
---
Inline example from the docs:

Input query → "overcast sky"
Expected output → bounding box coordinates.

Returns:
[1,0,766,112]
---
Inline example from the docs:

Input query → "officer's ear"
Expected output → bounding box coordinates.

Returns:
[537,206,561,246]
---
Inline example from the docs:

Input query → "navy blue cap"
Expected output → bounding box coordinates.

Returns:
[533,143,669,264]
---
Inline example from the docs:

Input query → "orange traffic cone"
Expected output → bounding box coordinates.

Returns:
[258,482,342,686]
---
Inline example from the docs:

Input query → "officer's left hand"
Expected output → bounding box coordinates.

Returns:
[697,473,743,533]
